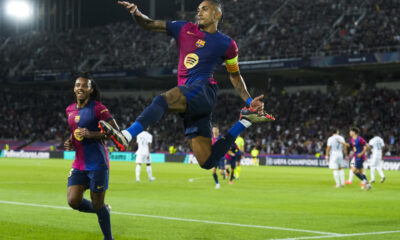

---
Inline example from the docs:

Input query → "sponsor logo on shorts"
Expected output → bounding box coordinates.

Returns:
[97,185,104,190]
[75,115,80,123]
[184,53,199,69]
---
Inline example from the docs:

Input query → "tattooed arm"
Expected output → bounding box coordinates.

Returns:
[117,1,166,33]
[229,71,251,102]
[229,71,265,113]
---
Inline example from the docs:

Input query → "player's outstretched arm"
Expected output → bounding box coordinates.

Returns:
[229,71,264,113]
[117,1,166,32]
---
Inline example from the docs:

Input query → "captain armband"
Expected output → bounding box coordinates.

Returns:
[225,56,239,73]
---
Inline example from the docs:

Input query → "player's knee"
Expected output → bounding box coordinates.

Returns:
[67,197,81,210]
[200,157,215,170]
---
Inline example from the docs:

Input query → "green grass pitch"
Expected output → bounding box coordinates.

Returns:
[0,157,400,240]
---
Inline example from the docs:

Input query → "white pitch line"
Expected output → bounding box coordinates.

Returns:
[0,200,335,235]
[270,230,400,240]
[188,177,208,182]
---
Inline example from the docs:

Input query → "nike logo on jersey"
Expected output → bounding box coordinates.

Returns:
[187,31,196,36]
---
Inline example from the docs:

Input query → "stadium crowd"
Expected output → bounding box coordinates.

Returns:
[1,86,399,156]
[1,0,400,78]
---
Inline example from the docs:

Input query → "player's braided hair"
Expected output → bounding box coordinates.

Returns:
[74,72,101,101]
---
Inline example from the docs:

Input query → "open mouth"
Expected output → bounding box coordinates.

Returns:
[77,90,85,97]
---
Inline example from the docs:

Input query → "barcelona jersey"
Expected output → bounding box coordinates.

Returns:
[66,100,113,171]
[349,136,367,161]
[166,21,239,86]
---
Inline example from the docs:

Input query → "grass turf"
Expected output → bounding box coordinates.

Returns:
[0,157,399,240]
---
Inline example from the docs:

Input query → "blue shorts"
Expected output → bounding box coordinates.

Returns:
[355,159,364,169]
[178,79,218,139]
[67,168,109,192]
[218,157,225,169]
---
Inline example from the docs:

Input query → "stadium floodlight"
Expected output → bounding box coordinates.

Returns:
[5,0,33,21]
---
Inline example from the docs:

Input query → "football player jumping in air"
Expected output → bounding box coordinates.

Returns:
[100,0,274,170]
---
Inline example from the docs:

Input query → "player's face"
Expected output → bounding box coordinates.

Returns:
[349,130,355,138]
[212,127,219,137]
[197,1,221,28]
[74,77,93,101]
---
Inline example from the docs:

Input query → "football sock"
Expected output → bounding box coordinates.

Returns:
[96,205,113,240]
[135,164,141,181]
[355,172,368,181]
[333,170,340,186]
[377,167,385,178]
[229,120,251,137]
[348,170,354,182]
[78,198,95,213]
[213,173,219,184]
[201,121,250,170]
[226,169,230,175]
[230,169,235,181]
[370,167,376,181]
[124,95,168,140]
[146,165,153,179]
[355,172,364,180]
[236,166,241,178]
[339,169,345,185]
[362,174,368,182]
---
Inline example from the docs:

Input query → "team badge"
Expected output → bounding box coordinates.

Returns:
[74,115,80,123]
[184,53,199,69]
[196,39,206,48]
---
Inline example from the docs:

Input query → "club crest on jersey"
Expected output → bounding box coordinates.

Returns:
[74,115,80,123]
[196,39,206,48]
[184,53,199,69]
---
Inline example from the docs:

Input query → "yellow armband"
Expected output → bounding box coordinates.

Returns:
[225,56,239,73]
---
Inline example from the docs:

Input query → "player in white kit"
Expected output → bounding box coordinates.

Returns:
[368,133,386,183]
[135,129,156,182]
[325,129,346,188]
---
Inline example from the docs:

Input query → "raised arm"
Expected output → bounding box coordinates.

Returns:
[117,1,166,32]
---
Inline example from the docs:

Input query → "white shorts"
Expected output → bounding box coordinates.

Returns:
[370,155,383,168]
[329,154,345,169]
[136,153,151,164]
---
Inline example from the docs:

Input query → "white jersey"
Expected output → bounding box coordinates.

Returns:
[327,135,345,155]
[369,136,384,157]
[136,131,153,155]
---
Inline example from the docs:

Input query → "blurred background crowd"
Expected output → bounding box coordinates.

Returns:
[1,0,399,78]
[1,83,398,155]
